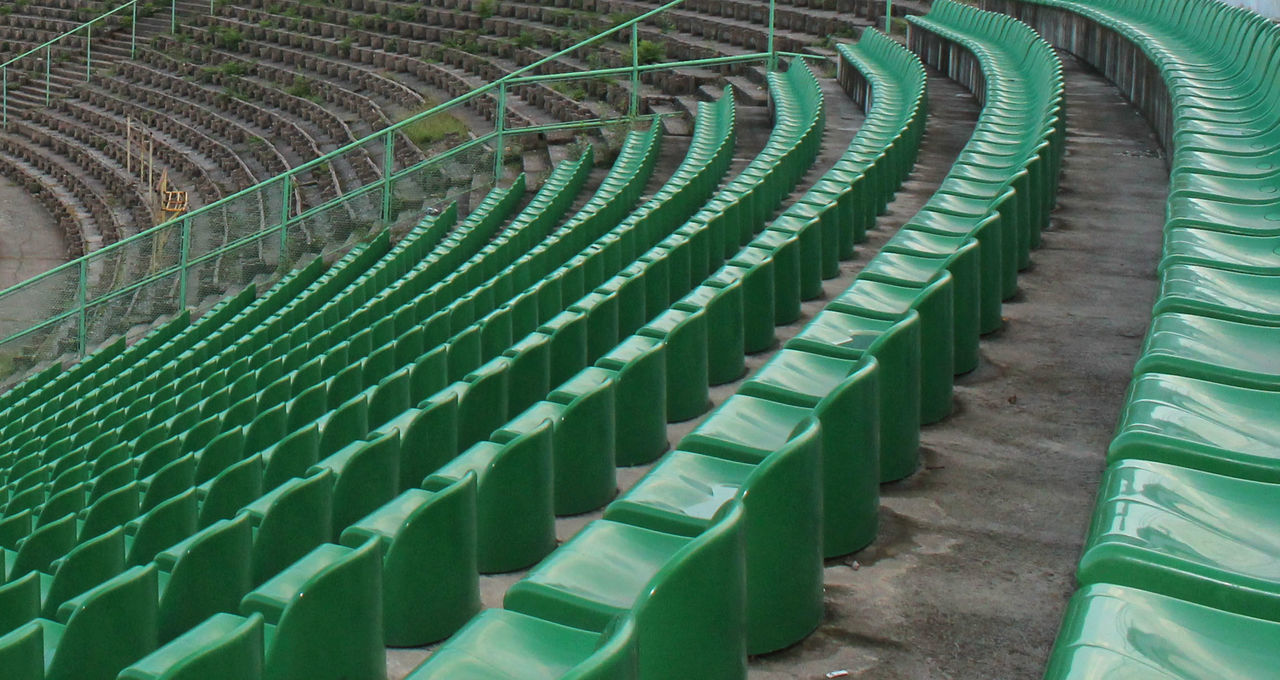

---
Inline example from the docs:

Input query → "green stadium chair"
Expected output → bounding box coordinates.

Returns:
[405,609,638,680]
[155,514,254,644]
[787,310,922,482]
[1044,583,1280,679]
[40,565,159,680]
[119,612,265,680]
[126,488,198,567]
[309,429,401,533]
[505,504,746,680]
[40,526,125,619]
[196,454,264,528]
[340,474,480,646]
[240,539,384,680]
[243,470,334,586]
[494,367,617,515]
[425,418,555,574]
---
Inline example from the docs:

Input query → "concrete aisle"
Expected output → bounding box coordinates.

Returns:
[751,53,1168,679]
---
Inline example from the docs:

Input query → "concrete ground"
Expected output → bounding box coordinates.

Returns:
[0,175,65,334]
[386,51,1168,679]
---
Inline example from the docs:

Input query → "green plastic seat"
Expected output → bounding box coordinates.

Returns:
[595,335,668,466]
[260,424,319,491]
[39,565,159,680]
[786,310,922,482]
[308,430,401,533]
[80,481,141,542]
[495,367,617,515]
[1078,459,1280,623]
[1135,312,1280,390]
[405,609,638,680]
[639,307,709,422]
[155,514,254,643]
[829,275,955,423]
[339,475,480,646]
[0,621,42,680]
[240,539,384,680]
[196,454,264,528]
[1109,372,1280,482]
[605,419,823,654]
[505,503,746,680]
[6,512,77,581]
[40,526,125,619]
[119,612,264,680]
[1155,263,1280,327]
[425,419,555,574]
[1044,583,1280,679]
[0,571,39,638]
[243,470,334,586]
[126,489,198,567]
[740,350,880,556]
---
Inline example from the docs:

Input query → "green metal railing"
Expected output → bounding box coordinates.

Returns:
[0,0,794,379]
[0,1,139,126]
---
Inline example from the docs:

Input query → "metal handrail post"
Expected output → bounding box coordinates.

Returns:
[76,259,88,357]
[279,175,292,253]
[172,0,178,34]
[381,129,396,223]
[44,46,51,106]
[86,24,92,82]
[767,0,777,71]
[886,0,893,33]
[493,83,506,182]
[630,24,639,118]
[178,217,190,307]
[131,2,138,59]
[3,68,7,128]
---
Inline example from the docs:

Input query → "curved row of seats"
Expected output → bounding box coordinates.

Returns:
[0,76,740,677]
[975,0,1280,676]
[407,29,931,680]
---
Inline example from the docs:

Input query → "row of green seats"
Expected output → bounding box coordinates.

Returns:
[0,537,388,680]
[0,173,560,654]
[0,110,698,676]
[974,0,1280,676]
[405,43,933,679]
[0,156,597,678]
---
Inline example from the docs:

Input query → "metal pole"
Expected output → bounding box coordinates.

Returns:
[767,0,777,71]
[131,2,138,59]
[3,68,7,128]
[381,130,395,224]
[493,83,506,182]
[172,0,177,34]
[44,46,50,106]
[77,259,88,357]
[886,0,893,33]
[629,24,639,118]
[178,217,190,307]
[279,174,291,254]
[86,24,92,82]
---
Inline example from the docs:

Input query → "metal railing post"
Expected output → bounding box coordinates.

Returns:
[3,68,7,128]
[493,83,506,182]
[630,24,640,118]
[885,0,893,33]
[279,174,292,254]
[131,2,138,59]
[172,0,178,34]
[767,0,777,71]
[44,46,50,106]
[76,259,88,357]
[381,130,395,224]
[178,217,190,307]
[86,24,92,82]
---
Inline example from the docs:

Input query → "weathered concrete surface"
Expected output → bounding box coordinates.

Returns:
[749,53,1167,679]
[0,175,65,335]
